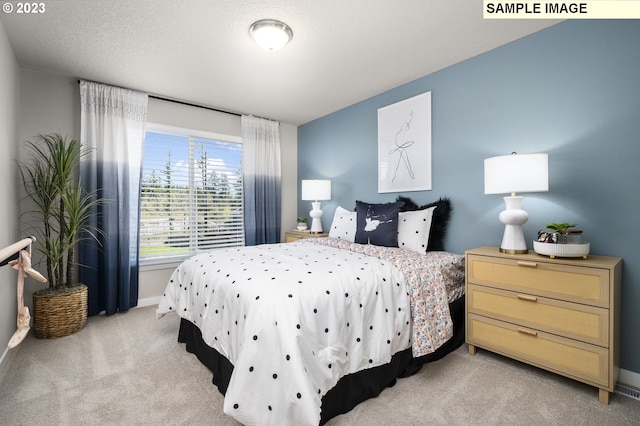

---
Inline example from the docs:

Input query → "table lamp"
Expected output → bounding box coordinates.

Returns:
[301,179,331,233]
[484,152,548,254]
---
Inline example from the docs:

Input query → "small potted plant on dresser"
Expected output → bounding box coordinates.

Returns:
[19,134,104,339]
[297,217,308,231]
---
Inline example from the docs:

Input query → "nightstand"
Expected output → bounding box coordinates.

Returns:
[284,230,329,243]
[465,246,622,405]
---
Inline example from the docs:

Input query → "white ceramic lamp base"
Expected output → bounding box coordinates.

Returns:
[498,196,529,254]
[309,201,324,233]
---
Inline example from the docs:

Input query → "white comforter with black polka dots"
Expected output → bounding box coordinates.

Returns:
[157,239,460,426]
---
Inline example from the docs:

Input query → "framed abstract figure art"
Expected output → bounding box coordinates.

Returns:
[378,91,432,193]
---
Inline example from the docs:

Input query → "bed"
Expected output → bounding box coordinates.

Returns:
[157,197,465,425]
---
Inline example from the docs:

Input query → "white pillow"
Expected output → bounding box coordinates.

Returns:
[328,206,356,242]
[397,206,437,253]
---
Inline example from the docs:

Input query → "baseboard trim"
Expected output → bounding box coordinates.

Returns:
[137,296,162,308]
[619,368,640,391]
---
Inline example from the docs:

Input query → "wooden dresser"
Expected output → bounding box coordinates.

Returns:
[284,230,329,242]
[465,246,622,404]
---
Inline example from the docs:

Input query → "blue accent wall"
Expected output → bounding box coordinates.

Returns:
[298,21,640,375]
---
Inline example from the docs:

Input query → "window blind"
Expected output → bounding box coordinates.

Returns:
[140,126,244,264]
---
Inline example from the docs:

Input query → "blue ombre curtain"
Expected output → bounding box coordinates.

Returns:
[78,80,148,315]
[241,115,282,245]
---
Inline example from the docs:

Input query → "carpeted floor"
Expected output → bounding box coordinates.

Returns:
[1,305,639,425]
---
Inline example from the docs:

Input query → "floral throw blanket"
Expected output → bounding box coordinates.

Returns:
[308,238,465,357]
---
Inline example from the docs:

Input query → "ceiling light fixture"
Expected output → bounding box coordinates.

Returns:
[249,19,293,53]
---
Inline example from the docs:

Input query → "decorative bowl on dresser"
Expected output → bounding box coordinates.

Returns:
[465,246,622,404]
[533,241,591,259]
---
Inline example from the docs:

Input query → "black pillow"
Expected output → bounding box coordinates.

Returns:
[396,196,451,251]
[354,201,404,247]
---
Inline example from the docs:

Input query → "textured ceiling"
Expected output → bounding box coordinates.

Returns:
[1,1,559,125]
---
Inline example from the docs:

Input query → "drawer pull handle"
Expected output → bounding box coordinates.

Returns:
[517,328,538,337]
[517,294,538,302]
[517,261,538,268]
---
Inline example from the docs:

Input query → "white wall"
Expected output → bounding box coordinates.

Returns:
[18,70,79,307]
[0,20,21,362]
[15,71,298,308]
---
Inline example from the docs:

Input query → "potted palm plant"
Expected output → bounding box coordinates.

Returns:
[19,134,103,339]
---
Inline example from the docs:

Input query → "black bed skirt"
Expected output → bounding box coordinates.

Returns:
[178,295,465,424]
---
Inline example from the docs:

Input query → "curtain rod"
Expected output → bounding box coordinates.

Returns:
[148,95,241,117]
[77,79,241,118]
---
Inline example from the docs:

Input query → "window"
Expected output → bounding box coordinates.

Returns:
[140,124,244,265]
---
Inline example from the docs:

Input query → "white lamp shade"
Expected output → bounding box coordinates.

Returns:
[484,153,549,195]
[301,180,331,201]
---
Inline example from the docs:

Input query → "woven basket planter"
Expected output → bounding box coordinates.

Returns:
[33,284,88,339]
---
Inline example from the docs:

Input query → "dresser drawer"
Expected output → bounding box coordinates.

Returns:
[467,254,609,307]
[467,314,609,388]
[467,284,608,347]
